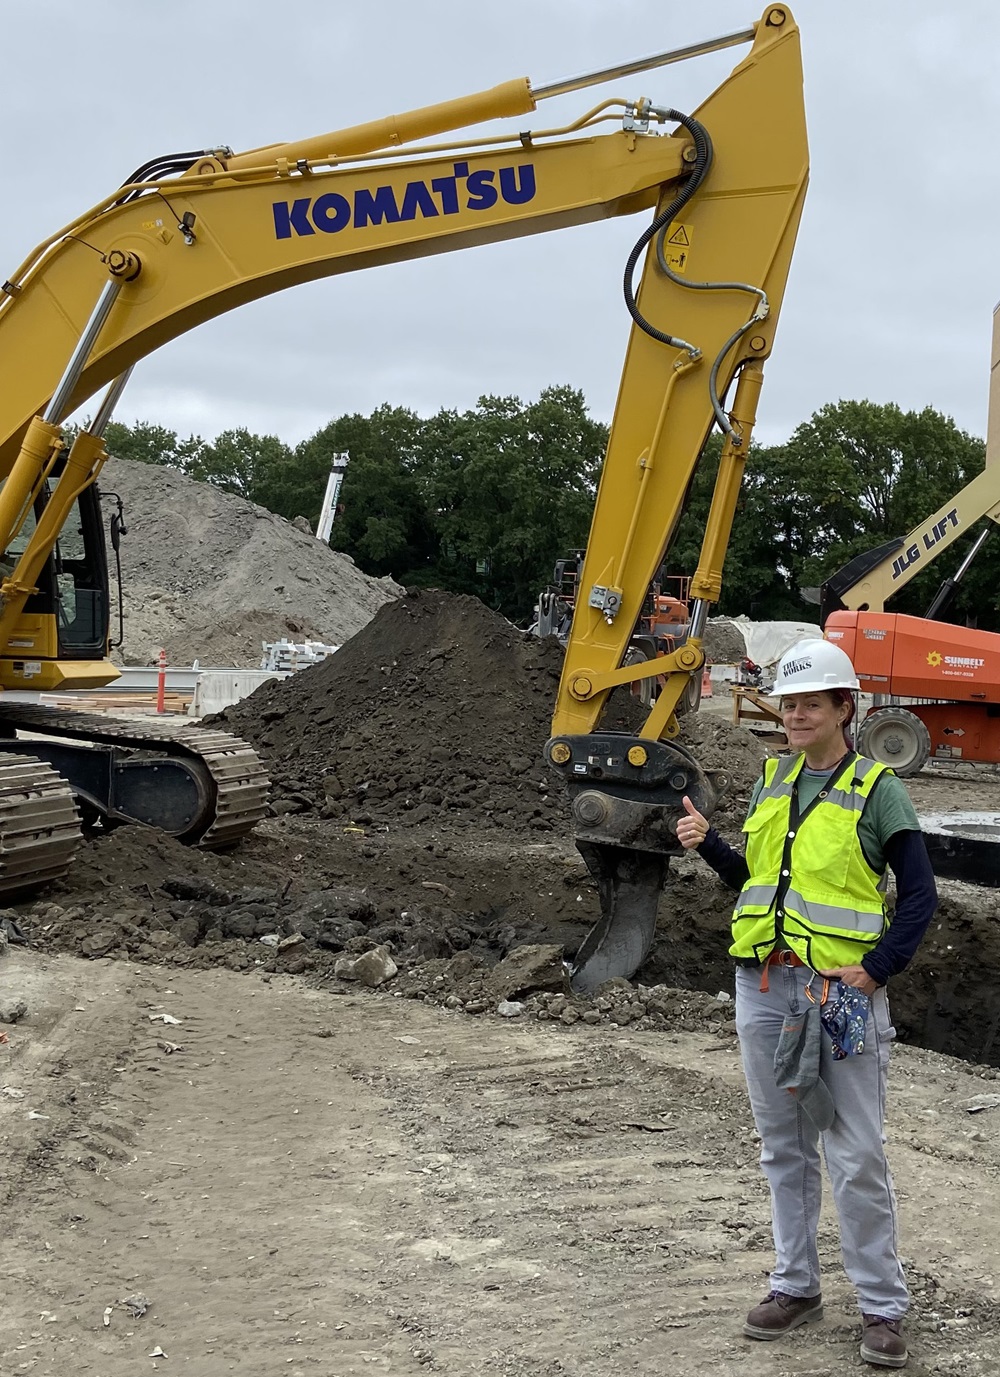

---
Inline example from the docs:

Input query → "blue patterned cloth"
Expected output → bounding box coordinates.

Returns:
[820,983,871,1060]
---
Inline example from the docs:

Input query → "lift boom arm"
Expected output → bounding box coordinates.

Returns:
[821,303,1000,622]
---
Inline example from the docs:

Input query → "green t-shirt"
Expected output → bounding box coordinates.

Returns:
[747,757,920,874]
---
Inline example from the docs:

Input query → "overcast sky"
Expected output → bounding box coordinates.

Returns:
[2,0,998,451]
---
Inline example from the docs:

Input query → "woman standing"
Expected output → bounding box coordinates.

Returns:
[677,638,937,1370]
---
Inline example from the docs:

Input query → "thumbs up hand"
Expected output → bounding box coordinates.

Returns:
[676,794,710,850]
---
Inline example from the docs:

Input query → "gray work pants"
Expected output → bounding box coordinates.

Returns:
[735,961,908,1317]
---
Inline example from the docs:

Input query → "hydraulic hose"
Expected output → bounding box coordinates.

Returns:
[622,108,713,356]
[114,149,230,205]
[654,227,768,439]
[623,107,769,439]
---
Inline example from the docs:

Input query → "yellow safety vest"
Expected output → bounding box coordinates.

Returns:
[730,752,890,971]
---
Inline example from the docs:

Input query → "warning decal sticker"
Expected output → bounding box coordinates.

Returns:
[664,222,692,274]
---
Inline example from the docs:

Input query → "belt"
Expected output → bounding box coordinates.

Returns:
[735,948,804,970]
[770,949,805,968]
[759,947,805,992]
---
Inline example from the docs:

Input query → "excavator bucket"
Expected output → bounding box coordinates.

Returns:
[569,842,669,994]
[547,733,728,993]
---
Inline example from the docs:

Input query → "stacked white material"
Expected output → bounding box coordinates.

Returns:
[261,638,340,672]
[734,618,823,668]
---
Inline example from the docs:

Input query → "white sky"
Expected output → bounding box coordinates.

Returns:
[1,0,997,449]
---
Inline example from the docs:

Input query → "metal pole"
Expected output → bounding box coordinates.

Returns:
[682,597,712,711]
[687,598,710,643]
[316,453,350,543]
[950,526,991,583]
[531,26,757,102]
[44,279,125,425]
[316,469,339,543]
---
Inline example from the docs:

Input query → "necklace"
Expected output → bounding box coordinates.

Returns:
[802,750,848,775]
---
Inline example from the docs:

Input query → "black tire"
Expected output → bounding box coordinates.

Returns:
[857,707,931,777]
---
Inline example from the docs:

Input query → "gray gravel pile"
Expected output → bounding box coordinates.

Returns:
[99,458,401,666]
[703,617,748,664]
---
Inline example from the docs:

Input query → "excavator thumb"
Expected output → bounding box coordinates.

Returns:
[546,733,727,994]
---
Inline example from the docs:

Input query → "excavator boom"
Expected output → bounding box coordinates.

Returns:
[545,13,807,987]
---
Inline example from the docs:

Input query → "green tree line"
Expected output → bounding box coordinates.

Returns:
[100,391,992,629]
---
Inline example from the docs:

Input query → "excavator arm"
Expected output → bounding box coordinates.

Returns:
[0,9,807,918]
[544,14,807,988]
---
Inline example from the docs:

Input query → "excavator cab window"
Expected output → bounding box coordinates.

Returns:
[9,474,110,657]
[53,486,108,651]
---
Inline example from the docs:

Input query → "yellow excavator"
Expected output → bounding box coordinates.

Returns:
[0,9,808,966]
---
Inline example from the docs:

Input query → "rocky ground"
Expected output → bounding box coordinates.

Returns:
[1,589,1000,1374]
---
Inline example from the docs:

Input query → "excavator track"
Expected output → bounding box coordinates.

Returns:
[0,753,81,895]
[0,705,269,849]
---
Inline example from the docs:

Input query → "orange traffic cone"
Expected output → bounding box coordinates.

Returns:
[702,668,713,698]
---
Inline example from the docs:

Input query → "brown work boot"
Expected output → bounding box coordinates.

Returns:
[860,1314,908,1367]
[742,1290,823,1340]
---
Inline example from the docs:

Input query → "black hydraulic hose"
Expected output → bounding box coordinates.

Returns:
[114,149,227,205]
[121,150,207,186]
[622,109,713,354]
[707,322,757,436]
[622,106,771,439]
[104,492,127,649]
[654,222,769,437]
[115,165,199,205]
[111,535,126,649]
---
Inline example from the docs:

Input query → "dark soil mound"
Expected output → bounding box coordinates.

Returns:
[215,588,767,834]
[23,816,1000,1070]
[674,710,767,829]
[216,589,568,831]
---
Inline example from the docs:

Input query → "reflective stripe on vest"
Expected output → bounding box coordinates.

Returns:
[729,752,889,971]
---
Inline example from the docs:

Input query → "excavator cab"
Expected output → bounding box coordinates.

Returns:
[48,479,110,656]
[0,472,110,674]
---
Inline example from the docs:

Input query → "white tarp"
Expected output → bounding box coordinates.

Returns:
[733,618,823,668]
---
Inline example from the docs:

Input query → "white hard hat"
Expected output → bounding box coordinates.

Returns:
[772,638,860,696]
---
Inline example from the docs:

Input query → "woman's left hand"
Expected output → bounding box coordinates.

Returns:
[820,965,878,997]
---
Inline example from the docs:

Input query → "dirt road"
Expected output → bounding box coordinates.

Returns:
[2,946,999,1377]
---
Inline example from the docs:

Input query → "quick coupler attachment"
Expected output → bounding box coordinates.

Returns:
[545,732,727,852]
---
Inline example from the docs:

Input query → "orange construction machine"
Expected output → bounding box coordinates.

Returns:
[535,554,693,711]
[814,304,1000,776]
[535,551,690,650]
[825,610,1000,775]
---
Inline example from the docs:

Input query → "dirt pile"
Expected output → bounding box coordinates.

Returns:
[214,588,767,832]
[21,821,736,1041]
[674,710,768,828]
[216,589,568,831]
[100,457,401,666]
[703,617,747,664]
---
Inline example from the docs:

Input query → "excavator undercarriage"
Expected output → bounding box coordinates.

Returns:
[0,707,268,898]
